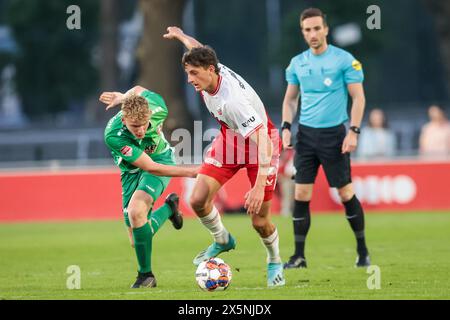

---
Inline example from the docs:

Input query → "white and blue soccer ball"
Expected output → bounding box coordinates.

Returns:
[195,257,232,291]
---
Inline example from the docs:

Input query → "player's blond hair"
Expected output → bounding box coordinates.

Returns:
[121,94,151,122]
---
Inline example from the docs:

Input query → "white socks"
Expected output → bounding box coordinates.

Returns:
[261,229,282,264]
[199,207,229,245]
[200,207,281,264]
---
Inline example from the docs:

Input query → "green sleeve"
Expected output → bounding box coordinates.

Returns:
[105,135,143,164]
[141,90,169,128]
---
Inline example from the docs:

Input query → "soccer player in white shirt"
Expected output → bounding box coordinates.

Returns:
[164,26,285,287]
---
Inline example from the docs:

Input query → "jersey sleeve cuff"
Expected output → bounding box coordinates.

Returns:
[286,80,300,86]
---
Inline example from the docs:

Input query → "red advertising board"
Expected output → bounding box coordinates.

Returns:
[0,160,449,222]
[313,160,450,212]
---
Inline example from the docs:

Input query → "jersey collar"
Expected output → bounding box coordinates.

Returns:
[206,75,222,96]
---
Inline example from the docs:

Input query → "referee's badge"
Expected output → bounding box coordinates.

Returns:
[324,78,333,86]
[352,60,362,71]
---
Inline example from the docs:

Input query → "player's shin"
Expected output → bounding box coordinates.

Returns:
[132,223,153,273]
[199,206,229,245]
[293,200,311,259]
[260,228,282,264]
[343,195,369,257]
[148,204,172,235]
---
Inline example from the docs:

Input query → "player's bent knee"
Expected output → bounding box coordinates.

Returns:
[189,194,209,213]
[251,217,271,235]
[128,207,147,227]
[338,185,354,202]
[295,188,313,201]
[252,223,267,235]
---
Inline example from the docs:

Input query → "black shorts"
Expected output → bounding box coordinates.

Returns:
[294,124,351,188]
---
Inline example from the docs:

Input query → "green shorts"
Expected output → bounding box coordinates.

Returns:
[121,149,175,227]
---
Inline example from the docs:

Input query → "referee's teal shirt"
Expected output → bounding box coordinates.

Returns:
[286,44,364,128]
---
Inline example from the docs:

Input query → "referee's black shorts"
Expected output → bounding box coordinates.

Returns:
[294,123,351,189]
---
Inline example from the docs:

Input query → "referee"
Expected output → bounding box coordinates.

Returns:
[281,8,370,269]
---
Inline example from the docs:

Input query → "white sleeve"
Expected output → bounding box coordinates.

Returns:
[224,98,264,139]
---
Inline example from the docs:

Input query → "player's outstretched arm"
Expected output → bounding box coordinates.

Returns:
[163,26,203,50]
[99,86,148,110]
[132,152,198,178]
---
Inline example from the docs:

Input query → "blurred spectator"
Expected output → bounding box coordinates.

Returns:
[278,149,295,217]
[419,105,450,158]
[357,108,396,159]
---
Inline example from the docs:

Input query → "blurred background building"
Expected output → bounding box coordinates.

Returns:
[0,0,449,169]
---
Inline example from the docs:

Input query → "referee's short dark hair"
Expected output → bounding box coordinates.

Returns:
[182,46,220,75]
[300,8,328,27]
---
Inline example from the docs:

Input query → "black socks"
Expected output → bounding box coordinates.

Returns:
[292,196,369,260]
[293,200,311,259]
[343,195,368,257]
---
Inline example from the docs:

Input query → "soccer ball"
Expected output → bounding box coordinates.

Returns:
[195,257,232,291]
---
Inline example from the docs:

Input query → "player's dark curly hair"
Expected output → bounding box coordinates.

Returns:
[182,46,220,74]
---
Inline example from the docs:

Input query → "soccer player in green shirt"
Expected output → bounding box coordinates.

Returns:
[100,86,197,288]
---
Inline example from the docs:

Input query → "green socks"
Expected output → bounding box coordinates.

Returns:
[132,204,173,273]
[149,203,172,235]
[132,223,153,273]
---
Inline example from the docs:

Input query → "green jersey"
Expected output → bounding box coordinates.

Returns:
[104,90,172,172]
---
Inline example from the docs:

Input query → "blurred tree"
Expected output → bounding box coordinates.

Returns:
[93,0,119,123]
[6,0,99,120]
[138,0,193,134]
[194,0,268,101]
[424,0,450,96]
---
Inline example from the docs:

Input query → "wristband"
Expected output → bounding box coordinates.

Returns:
[281,121,292,131]
[350,126,361,134]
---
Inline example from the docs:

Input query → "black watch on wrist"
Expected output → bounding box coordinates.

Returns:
[281,121,292,132]
[350,126,361,134]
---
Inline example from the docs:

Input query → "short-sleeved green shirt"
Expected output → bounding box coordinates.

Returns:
[104,90,172,172]
[104,90,176,226]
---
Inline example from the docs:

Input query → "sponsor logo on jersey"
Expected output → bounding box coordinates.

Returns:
[120,146,133,157]
[145,145,157,154]
[242,116,256,128]
[217,107,223,116]
[205,157,223,168]
[324,78,333,86]
[352,60,362,71]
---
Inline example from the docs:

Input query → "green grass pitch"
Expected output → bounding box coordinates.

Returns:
[1,212,449,300]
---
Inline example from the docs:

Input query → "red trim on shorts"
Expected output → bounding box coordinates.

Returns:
[246,164,277,202]
[200,161,277,203]
[199,163,238,186]
[263,190,274,202]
